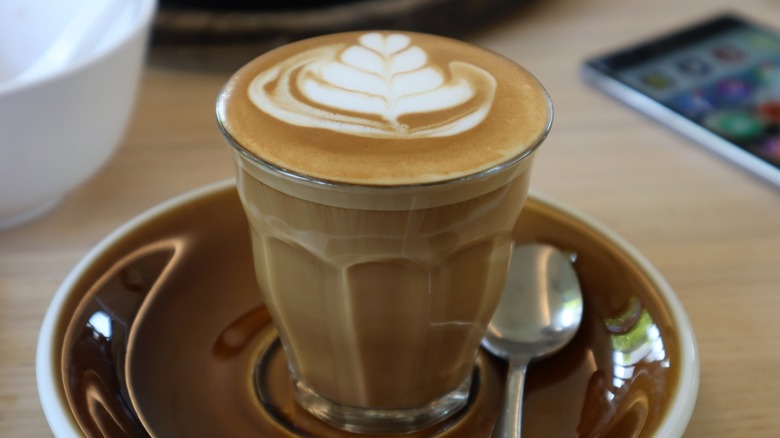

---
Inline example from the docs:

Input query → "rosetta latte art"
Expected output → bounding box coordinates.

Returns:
[248,32,497,139]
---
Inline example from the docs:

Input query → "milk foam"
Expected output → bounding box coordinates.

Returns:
[248,32,497,139]
[218,31,552,186]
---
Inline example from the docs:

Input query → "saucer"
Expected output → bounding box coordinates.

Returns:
[37,179,698,437]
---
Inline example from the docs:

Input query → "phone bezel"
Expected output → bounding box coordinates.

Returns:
[581,13,780,187]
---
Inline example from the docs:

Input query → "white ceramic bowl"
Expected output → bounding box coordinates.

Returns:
[0,0,157,230]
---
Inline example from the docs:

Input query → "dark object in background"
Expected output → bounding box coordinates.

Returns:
[152,0,531,70]
[160,0,369,11]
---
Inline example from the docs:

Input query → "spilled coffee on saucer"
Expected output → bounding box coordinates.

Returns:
[217,31,552,434]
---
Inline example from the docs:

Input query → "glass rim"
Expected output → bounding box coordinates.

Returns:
[218,93,553,193]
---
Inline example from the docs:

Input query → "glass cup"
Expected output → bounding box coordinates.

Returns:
[217,31,552,434]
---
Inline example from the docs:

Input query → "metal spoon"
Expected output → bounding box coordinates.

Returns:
[482,243,583,438]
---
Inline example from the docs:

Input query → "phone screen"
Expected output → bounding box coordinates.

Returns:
[585,15,780,174]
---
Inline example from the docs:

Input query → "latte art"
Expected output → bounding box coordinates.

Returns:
[219,30,551,185]
[248,32,497,139]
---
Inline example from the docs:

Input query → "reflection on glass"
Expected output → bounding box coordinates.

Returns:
[605,297,668,390]
[578,297,670,436]
[87,310,113,340]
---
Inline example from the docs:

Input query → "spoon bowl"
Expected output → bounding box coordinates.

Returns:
[482,243,583,438]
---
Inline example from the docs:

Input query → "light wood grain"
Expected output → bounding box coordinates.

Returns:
[2,0,779,436]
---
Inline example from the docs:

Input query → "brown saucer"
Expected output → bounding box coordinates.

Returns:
[37,180,698,437]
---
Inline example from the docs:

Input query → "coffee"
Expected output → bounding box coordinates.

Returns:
[217,31,549,188]
[217,31,551,434]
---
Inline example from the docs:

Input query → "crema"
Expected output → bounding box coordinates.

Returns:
[217,31,551,186]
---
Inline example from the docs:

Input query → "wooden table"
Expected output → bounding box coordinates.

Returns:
[2,0,779,435]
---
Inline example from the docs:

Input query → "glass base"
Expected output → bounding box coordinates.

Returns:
[291,375,471,435]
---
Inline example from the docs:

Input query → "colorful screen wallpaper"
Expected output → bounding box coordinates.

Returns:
[617,24,780,168]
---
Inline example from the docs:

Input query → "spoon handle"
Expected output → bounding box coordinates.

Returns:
[494,359,529,438]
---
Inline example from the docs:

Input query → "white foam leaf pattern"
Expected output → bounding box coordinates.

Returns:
[361,33,410,55]
[341,46,384,74]
[393,67,443,96]
[248,33,496,139]
[390,47,427,74]
[321,62,386,95]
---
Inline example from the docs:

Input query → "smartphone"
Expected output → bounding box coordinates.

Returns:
[582,13,780,187]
